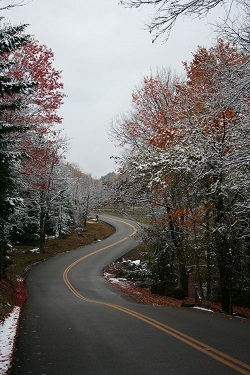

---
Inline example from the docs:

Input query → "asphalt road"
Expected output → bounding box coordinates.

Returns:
[11,215,250,375]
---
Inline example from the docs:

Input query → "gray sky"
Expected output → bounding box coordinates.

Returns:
[2,0,223,177]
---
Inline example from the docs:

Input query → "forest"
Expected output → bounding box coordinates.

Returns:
[0,19,106,280]
[0,0,249,318]
[110,1,250,314]
[109,39,250,314]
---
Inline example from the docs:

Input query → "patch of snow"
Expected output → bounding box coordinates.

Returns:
[109,277,128,284]
[130,260,140,266]
[121,259,141,266]
[192,306,214,312]
[16,277,24,283]
[0,306,20,374]
[29,248,40,253]
[103,272,112,277]
[104,273,128,285]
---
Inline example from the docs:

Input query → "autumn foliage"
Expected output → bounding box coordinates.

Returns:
[111,39,250,314]
[0,21,68,280]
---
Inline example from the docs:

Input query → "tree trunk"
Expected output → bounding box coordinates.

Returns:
[206,248,212,300]
[83,193,90,228]
[205,207,212,300]
[221,284,233,315]
[213,181,233,314]
[39,201,46,253]
[179,263,189,297]
[196,261,205,299]
[217,245,233,314]
[0,220,5,280]
[167,208,189,295]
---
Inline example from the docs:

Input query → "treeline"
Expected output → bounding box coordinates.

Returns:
[109,34,249,313]
[0,20,103,280]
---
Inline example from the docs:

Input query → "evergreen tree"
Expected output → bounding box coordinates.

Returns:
[0,19,35,279]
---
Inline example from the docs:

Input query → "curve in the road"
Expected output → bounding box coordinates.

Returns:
[63,215,250,375]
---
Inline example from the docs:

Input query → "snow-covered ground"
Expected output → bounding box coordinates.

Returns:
[0,307,20,374]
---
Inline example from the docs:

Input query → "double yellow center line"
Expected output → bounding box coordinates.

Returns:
[63,216,250,375]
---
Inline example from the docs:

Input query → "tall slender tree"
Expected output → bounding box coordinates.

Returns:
[0,20,35,279]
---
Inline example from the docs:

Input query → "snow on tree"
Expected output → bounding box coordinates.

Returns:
[0,36,67,253]
[0,20,35,279]
[19,133,68,252]
[111,39,250,313]
[176,40,250,313]
[110,70,193,295]
[4,39,65,129]
[62,163,102,228]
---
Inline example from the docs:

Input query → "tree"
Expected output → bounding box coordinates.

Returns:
[111,39,250,313]
[217,0,250,53]
[177,40,250,313]
[4,39,65,129]
[64,164,93,228]
[1,37,66,253]
[0,23,66,260]
[0,20,35,279]
[111,70,194,295]
[22,134,67,252]
[10,160,86,249]
[0,0,26,11]
[120,0,247,42]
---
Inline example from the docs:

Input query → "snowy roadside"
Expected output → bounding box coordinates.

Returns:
[0,306,20,374]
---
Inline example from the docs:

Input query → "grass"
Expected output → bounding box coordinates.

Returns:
[100,208,151,224]
[0,220,115,321]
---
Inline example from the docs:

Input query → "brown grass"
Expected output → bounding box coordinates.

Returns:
[0,220,115,321]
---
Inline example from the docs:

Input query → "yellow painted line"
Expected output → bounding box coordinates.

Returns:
[101,215,138,237]
[63,216,250,375]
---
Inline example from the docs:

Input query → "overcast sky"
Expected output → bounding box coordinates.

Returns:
[2,0,225,178]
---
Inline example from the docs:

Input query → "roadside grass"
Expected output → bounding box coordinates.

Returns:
[0,220,115,321]
[100,208,151,224]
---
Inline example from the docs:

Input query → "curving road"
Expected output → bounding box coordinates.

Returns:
[11,215,250,375]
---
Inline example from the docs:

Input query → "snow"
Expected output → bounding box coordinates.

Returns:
[122,259,141,266]
[104,273,128,285]
[29,248,40,253]
[130,260,141,266]
[109,277,127,284]
[0,306,20,374]
[192,306,214,313]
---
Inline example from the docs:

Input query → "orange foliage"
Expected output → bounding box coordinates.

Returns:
[131,75,178,150]
[179,39,247,141]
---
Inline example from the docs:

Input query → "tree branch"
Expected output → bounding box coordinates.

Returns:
[120,0,230,42]
[0,0,29,11]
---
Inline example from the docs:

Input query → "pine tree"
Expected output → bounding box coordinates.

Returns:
[0,19,35,279]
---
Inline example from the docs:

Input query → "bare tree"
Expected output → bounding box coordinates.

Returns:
[0,0,27,11]
[120,0,244,42]
[216,0,250,52]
